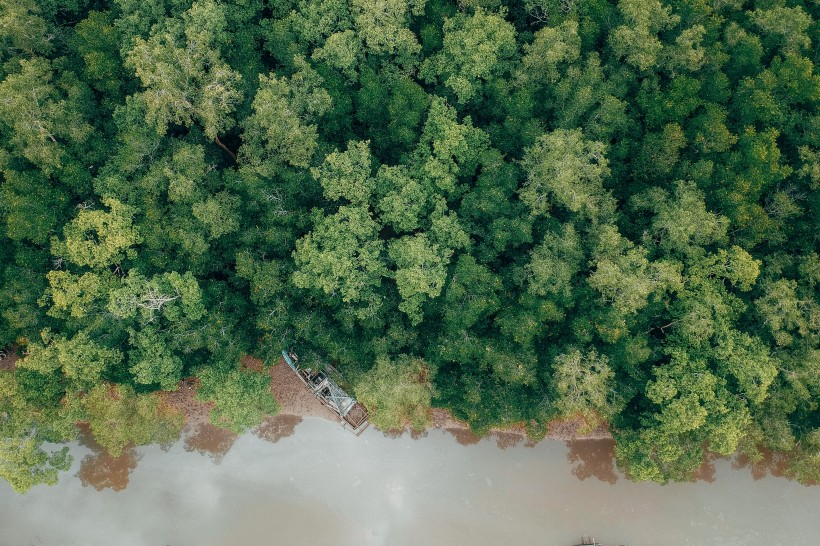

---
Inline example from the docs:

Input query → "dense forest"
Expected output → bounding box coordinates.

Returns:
[0,0,818,493]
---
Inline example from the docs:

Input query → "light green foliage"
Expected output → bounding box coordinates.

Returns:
[662,25,706,74]
[689,105,738,154]
[618,347,752,482]
[0,371,73,493]
[755,279,816,347]
[21,330,122,390]
[375,165,426,232]
[239,61,332,175]
[284,0,352,48]
[412,97,488,196]
[52,198,141,269]
[313,140,375,204]
[751,6,813,55]
[127,326,184,389]
[631,181,729,255]
[552,348,616,432]
[0,59,92,173]
[165,144,208,203]
[420,9,517,103]
[196,363,279,434]
[388,233,450,325]
[693,246,761,292]
[192,191,240,239]
[526,223,583,302]
[313,30,362,79]
[551,54,629,141]
[351,0,425,66]
[588,225,655,315]
[355,354,435,431]
[713,330,777,404]
[107,270,205,323]
[78,383,184,457]
[788,429,820,484]
[42,271,113,318]
[125,0,242,139]
[520,129,610,218]
[521,21,580,84]
[0,437,70,494]
[0,0,53,58]
[292,206,386,305]
[609,0,679,72]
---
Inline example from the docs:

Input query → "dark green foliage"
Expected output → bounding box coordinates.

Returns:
[0,0,818,490]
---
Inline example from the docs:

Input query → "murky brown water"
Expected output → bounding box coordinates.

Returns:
[2,417,819,546]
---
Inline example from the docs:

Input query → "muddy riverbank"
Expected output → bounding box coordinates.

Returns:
[164,356,611,451]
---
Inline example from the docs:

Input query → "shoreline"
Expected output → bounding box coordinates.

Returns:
[165,356,613,446]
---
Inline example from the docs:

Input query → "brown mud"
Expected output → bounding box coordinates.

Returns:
[0,345,19,372]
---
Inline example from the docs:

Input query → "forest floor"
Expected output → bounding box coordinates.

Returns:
[163,355,612,447]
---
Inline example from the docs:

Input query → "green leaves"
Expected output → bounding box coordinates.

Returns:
[552,348,617,432]
[0,58,92,173]
[355,354,435,431]
[420,9,517,103]
[520,129,610,218]
[609,0,679,72]
[239,61,331,175]
[125,0,242,139]
[314,140,375,203]
[293,206,386,306]
[21,330,122,390]
[76,384,183,457]
[388,233,449,325]
[196,363,279,434]
[52,197,141,269]
[0,0,818,493]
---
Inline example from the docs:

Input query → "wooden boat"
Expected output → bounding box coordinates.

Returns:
[282,350,370,435]
[574,537,603,546]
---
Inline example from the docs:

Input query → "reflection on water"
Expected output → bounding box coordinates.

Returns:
[443,427,481,446]
[691,450,720,483]
[733,447,790,480]
[381,428,429,440]
[565,439,618,484]
[255,414,302,443]
[77,449,140,492]
[76,424,140,492]
[491,431,524,450]
[2,418,819,546]
[184,423,238,463]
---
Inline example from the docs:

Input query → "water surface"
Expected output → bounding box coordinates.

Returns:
[1,417,818,545]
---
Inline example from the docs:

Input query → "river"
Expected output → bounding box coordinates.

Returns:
[1,417,818,545]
